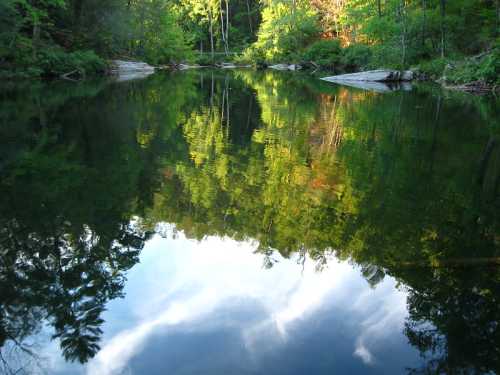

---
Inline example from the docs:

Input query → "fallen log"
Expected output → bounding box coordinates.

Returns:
[443,80,493,94]
[400,257,500,268]
[60,69,82,81]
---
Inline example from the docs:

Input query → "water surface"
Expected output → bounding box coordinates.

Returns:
[0,70,499,374]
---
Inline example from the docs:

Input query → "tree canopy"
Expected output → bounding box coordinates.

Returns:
[1,0,498,82]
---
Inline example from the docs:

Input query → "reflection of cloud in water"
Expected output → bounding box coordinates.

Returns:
[84,231,409,375]
[87,289,218,375]
[351,279,408,366]
[354,342,374,365]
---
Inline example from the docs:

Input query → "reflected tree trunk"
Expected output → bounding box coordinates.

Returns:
[246,95,253,131]
[401,257,500,268]
[477,137,497,186]
[429,95,442,174]
[210,71,215,108]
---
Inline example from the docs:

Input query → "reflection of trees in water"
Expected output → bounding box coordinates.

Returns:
[402,264,500,374]
[149,71,500,374]
[1,71,499,372]
[0,74,197,370]
[0,219,150,366]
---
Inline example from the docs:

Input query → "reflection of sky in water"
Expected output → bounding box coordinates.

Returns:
[44,226,422,374]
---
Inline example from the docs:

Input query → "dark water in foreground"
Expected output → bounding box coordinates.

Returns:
[0,70,499,375]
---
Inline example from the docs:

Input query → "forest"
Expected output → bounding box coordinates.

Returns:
[0,0,499,86]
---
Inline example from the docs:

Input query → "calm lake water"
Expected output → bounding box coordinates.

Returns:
[0,70,499,375]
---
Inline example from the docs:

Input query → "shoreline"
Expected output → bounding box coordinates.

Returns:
[2,59,498,95]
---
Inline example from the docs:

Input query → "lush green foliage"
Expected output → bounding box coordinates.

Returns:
[300,40,374,71]
[1,0,498,79]
[415,43,500,84]
[0,0,194,76]
[341,43,373,70]
[37,48,106,76]
[251,1,319,61]
[445,46,500,84]
[302,39,342,66]
[243,0,499,76]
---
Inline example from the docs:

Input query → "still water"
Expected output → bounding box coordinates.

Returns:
[0,70,499,374]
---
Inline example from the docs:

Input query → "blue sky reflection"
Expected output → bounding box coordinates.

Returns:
[44,227,422,374]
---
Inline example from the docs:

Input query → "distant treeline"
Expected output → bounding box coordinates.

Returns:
[0,0,499,82]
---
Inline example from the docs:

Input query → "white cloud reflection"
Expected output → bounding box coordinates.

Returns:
[80,230,409,375]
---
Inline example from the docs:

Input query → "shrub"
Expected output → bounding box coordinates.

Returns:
[194,54,215,66]
[194,53,231,66]
[236,45,267,66]
[475,48,500,84]
[369,43,406,69]
[444,48,499,84]
[417,58,448,79]
[302,39,342,67]
[341,44,372,71]
[36,48,107,77]
[416,45,500,85]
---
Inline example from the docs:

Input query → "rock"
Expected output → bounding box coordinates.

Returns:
[111,60,155,81]
[269,64,302,71]
[401,70,414,81]
[177,64,203,70]
[321,69,415,83]
[321,80,413,93]
[269,64,289,71]
[217,62,238,69]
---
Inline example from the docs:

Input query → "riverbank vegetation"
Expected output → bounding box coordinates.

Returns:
[0,0,499,86]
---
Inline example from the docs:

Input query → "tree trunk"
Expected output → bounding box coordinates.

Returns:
[496,0,499,37]
[440,0,446,58]
[209,8,214,59]
[421,0,426,48]
[219,1,226,55]
[219,0,229,55]
[225,0,229,52]
[73,0,85,27]
[32,16,40,60]
[246,0,253,34]
[399,0,407,66]
[138,4,146,55]
[377,0,382,17]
